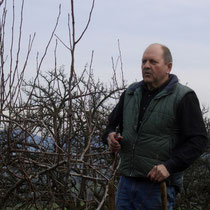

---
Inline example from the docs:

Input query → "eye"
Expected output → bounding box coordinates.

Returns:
[142,59,147,64]
[150,59,157,64]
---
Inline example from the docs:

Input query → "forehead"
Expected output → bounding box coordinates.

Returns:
[142,45,164,60]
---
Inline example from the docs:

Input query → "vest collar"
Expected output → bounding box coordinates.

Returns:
[127,74,179,95]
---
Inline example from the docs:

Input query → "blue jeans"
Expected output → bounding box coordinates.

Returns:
[115,176,176,210]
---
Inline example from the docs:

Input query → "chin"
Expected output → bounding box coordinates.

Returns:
[143,78,153,83]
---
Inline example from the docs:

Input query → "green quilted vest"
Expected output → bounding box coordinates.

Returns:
[119,81,193,177]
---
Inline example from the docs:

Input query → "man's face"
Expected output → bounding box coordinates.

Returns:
[141,44,172,90]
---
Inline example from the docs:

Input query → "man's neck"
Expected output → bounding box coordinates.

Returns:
[146,77,171,92]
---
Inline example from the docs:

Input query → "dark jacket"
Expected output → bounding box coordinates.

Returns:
[103,74,208,192]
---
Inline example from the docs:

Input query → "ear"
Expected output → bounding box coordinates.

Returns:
[167,62,172,74]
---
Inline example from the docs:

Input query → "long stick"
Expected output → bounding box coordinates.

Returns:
[160,181,168,210]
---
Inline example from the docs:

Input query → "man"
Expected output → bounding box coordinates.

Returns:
[102,43,207,210]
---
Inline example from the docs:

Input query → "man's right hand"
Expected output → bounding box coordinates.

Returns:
[107,132,122,153]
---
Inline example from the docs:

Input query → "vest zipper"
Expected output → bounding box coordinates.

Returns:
[130,135,138,176]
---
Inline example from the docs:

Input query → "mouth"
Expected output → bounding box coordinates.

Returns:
[143,70,153,80]
[143,69,152,75]
[143,71,152,77]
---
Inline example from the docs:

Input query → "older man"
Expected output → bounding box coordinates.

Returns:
[103,43,207,209]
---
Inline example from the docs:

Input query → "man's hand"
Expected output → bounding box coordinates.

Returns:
[107,132,122,153]
[147,164,170,182]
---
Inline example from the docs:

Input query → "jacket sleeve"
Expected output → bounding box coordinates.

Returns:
[164,92,208,174]
[102,91,125,144]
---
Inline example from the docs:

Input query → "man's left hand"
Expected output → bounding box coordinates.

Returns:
[147,164,170,182]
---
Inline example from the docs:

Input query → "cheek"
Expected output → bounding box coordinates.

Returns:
[153,68,163,77]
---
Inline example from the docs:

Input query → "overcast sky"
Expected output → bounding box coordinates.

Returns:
[2,0,210,110]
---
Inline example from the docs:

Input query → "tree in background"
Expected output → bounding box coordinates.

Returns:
[175,107,210,210]
[0,0,125,209]
[0,0,209,209]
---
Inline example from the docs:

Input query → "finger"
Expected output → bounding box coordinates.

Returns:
[110,144,121,152]
[148,165,160,181]
[110,143,120,150]
[108,139,120,151]
[116,135,123,142]
[154,172,163,182]
[154,165,170,182]
[147,166,156,179]
[107,132,122,152]
[109,139,119,147]
[108,135,116,144]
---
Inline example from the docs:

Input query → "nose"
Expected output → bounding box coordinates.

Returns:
[142,60,150,69]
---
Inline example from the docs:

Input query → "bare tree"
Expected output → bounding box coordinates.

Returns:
[2,0,208,209]
[175,106,210,210]
[0,0,126,209]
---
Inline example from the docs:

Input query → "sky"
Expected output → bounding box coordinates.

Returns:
[2,0,210,112]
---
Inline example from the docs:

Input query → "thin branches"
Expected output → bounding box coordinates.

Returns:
[0,0,127,209]
[25,5,61,106]
[75,0,95,45]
